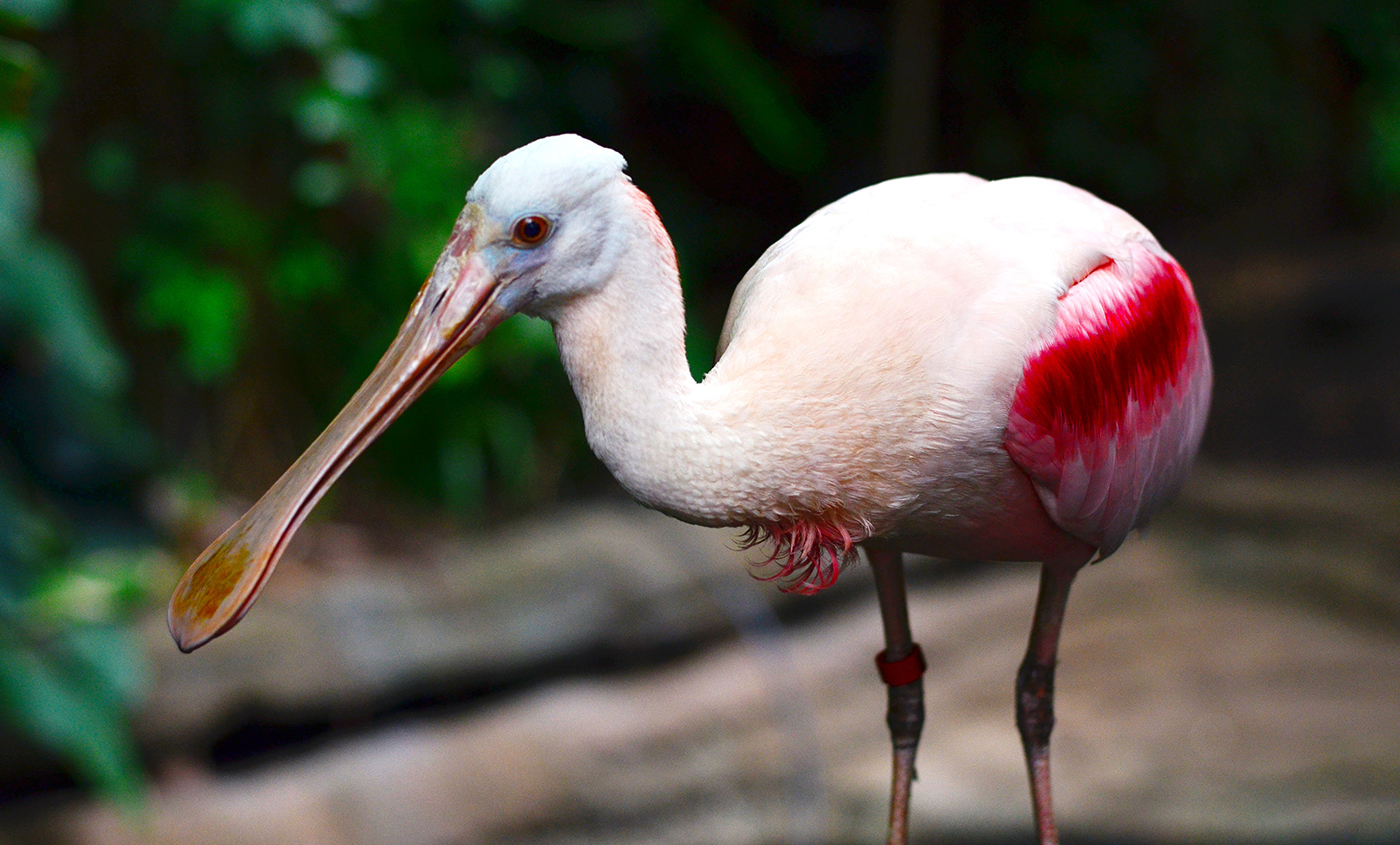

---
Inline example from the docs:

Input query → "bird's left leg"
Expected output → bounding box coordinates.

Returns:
[866,544,926,845]
[1016,557,1087,845]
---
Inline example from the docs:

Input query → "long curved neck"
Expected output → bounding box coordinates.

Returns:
[548,188,744,526]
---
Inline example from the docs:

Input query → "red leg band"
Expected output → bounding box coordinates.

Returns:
[875,643,926,686]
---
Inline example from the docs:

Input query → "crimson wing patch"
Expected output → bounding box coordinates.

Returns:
[1005,245,1212,557]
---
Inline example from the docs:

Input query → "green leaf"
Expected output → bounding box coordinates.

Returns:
[61,622,151,707]
[0,0,66,29]
[1371,92,1400,191]
[229,0,338,54]
[296,90,353,143]
[0,623,147,806]
[30,546,169,627]
[0,120,38,242]
[268,239,342,302]
[0,36,43,118]
[293,158,348,206]
[464,0,520,26]
[0,235,130,395]
[136,251,249,381]
[324,48,381,98]
[0,474,57,575]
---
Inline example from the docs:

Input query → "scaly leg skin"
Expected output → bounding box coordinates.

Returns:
[866,545,927,845]
[1016,559,1085,845]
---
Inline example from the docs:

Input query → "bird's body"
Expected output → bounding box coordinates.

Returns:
[169,135,1211,845]
[545,163,1208,589]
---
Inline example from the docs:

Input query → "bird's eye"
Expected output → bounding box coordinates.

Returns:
[512,215,551,246]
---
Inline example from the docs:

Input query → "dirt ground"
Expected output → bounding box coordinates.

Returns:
[1,463,1397,845]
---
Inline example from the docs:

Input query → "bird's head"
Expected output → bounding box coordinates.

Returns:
[456,134,631,320]
[167,135,630,652]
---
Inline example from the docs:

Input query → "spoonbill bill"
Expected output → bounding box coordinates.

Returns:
[169,134,1211,845]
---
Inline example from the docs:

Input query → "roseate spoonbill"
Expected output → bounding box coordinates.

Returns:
[169,134,1211,845]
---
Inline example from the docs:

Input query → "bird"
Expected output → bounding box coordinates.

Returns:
[168,134,1211,845]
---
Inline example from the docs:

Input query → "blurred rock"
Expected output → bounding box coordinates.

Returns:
[2,466,1399,844]
[133,504,811,746]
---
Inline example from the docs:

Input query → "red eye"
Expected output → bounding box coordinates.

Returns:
[512,215,551,245]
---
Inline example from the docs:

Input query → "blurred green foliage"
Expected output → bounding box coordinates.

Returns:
[0,0,1399,805]
[81,0,842,515]
[0,0,158,805]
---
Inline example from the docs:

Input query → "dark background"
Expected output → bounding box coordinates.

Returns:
[1,0,1398,840]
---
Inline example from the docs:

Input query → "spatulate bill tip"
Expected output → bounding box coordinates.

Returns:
[171,629,204,654]
[166,531,269,652]
[167,597,229,652]
[167,564,252,647]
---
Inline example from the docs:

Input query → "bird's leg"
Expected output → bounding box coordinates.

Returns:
[866,544,926,845]
[1016,559,1085,845]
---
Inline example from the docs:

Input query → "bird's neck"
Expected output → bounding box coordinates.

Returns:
[548,189,745,526]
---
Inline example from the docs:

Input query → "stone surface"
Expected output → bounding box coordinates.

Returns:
[2,466,1399,845]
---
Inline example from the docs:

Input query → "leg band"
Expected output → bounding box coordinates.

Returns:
[875,644,926,686]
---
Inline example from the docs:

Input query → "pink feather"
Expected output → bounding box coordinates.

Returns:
[1006,243,1212,556]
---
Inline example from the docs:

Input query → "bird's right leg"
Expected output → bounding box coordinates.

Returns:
[866,544,926,845]
[1016,558,1085,845]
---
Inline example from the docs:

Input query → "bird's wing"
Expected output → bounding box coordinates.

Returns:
[1004,241,1211,558]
